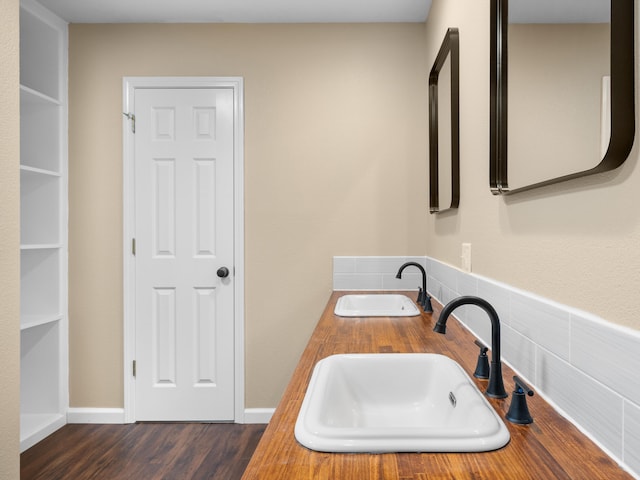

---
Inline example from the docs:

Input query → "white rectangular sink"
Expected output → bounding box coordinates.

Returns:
[295,353,510,453]
[334,294,420,317]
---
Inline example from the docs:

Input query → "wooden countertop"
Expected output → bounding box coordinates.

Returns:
[241,291,632,479]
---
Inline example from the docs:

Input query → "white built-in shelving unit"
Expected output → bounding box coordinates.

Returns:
[19,0,68,452]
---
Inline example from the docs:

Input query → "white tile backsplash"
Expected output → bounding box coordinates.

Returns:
[333,255,640,479]
[382,272,422,290]
[571,313,640,404]
[536,348,624,458]
[332,256,356,274]
[476,277,511,326]
[456,269,478,296]
[332,273,383,291]
[511,291,571,361]
[333,256,427,291]
[460,304,492,345]
[355,256,424,274]
[428,258,458,292]
[501,325,537,381]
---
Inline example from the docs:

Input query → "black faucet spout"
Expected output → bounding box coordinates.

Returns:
[395,262,432,312]
[434,296,507,398]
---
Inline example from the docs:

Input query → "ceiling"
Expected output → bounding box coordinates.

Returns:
[36,0,433,24]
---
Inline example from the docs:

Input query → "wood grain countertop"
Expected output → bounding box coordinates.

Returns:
[241,291,632,479]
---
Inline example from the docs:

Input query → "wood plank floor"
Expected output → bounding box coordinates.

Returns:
[21,423,266,480]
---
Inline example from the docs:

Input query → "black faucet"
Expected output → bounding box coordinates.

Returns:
[506,376,534,424]
[433,296,507,398]
[395,262,433,312]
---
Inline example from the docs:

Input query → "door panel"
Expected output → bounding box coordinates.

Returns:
[134,88,234,421]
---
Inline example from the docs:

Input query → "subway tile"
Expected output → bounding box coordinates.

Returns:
[536,348,623,458]
[624,400,640,475]
[404,256,429,268]
[476,277,511,326]
[333,273,382,291]
[510,292,571,361]
[333,256,356,274]
[449,302,469,322]
[333,256,429,291]
[439,284,457,308]
[382,272,421,290]
[456,270,478,297]
[428,258,458,292]
[425,257,436,275]
[355,256,414,274]
[458,304,492,346]
[428,277,446,303]
[501,325,536,382]
[571,314,640,404]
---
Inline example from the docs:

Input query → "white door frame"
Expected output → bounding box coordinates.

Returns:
[122,76,245,423]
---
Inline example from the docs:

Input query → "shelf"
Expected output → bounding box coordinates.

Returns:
[20,6,61,101]
[21,314,63,331]
[20,249,60,320]
[20,94,61,173]
[20,0,68,453]
[20,170,60,245]
[21,244,62,250]
[21,322,61,415]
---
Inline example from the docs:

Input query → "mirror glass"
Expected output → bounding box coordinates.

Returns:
[429,28,459,213]
[490,0,634,194]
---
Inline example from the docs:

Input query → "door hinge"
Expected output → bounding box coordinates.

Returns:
[132,360,136,377]
[123,112,136,133]
[132,238,136,256]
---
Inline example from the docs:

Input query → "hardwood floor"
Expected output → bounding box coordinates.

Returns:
[21,423,266,480]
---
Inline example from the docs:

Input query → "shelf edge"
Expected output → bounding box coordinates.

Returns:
[20,84,61,106]
[20,315,62,331]
[20,244,63,250]
[20,164,61,177]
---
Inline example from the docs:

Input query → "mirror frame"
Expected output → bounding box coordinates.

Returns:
[490,0,635,195]
[429,27,460,213]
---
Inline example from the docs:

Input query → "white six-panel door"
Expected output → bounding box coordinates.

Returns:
[133,88,235,421]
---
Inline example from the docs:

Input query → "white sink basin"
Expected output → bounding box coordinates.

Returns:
[295,353,510,453]
[334,294,420,317]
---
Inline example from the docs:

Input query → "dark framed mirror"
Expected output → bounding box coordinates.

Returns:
[429,28,460,213]
[490,0,634,195]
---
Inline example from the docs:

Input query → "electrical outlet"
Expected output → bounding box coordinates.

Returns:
[461,243,472,273]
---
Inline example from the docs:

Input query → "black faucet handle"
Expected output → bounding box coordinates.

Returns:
[474,339,489,354]
[416,286,425,304]
[473,339,490,379]
[422,293,433,313]
[506,376,535,424]
[513,376,534,396]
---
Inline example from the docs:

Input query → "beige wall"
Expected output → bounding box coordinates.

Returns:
[425,0,640,331]
[68,24,428,408]
[0,0,21,476]
[69,3,640,414]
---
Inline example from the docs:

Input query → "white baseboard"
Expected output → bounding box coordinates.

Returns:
[67,407,273,424]
[242,408,274,424]
[67,408,126,424]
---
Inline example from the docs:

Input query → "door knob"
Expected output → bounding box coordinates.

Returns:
[217,267,230,278]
